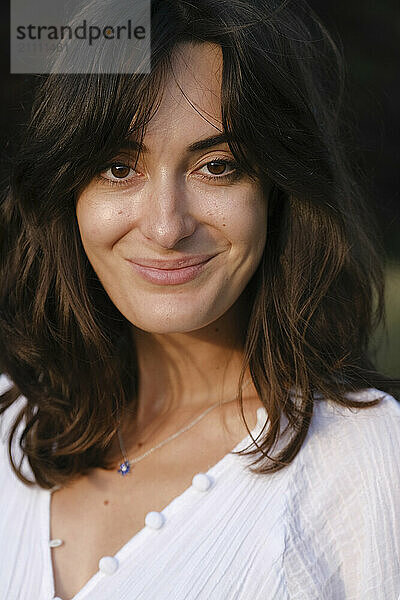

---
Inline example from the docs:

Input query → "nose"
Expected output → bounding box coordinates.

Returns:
[138,171,197,249]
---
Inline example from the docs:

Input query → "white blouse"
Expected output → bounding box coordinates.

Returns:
[0,372,399,600]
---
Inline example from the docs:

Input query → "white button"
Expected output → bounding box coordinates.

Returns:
[98,555,119,575]
[49,538,63,548]
[145,511,165,529]
[192,473,213,491]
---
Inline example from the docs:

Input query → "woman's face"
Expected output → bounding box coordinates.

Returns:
[76,42,269,334]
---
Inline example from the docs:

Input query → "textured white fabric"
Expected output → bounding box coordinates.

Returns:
[0,372,399,600]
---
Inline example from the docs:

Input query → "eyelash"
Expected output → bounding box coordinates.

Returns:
[96,158,242,188]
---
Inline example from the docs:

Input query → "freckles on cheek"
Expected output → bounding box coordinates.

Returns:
[76,193,127,245]
[233,206,267,243]
[216,185,267,237]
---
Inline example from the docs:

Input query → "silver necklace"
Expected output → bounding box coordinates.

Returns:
[49,377,253,551]
[116,377,252,475]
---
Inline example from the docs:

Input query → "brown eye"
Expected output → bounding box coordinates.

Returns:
[110,164,131,178]
[206,161,227,175]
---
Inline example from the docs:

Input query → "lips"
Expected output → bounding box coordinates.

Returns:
[126,254,216,285]
[127,254,216,270]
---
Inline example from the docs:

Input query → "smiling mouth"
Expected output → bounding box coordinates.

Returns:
[126,255,216,285]
[127,254,217,270]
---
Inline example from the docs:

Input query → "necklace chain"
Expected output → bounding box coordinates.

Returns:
[116,377,252,475]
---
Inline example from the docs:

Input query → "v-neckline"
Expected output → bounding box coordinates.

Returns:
[41,406,268,600]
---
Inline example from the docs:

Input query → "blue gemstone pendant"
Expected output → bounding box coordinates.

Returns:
[118,460,131,475]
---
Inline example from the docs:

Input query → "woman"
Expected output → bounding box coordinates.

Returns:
[1,1,399,599]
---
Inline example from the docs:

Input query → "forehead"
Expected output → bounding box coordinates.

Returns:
[141,42,224,146]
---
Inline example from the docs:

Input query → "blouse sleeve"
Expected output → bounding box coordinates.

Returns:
[282,390,400,600]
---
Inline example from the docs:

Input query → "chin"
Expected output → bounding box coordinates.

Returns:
[125,304,225,335]
[117,286,236,334]
[128,317,213,335]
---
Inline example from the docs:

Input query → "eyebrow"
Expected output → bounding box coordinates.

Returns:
[119,133,231,154]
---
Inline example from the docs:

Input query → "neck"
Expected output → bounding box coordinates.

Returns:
[104,287,259,465]
[130,286,253,416]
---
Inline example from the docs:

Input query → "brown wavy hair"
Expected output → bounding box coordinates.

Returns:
[1,0,398,489]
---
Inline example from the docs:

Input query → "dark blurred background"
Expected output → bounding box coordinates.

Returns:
[307,1,400,377]
[1,1,399,376]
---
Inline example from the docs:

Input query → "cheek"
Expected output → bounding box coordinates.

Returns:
[222,188,268,252]
[75,190,126,250]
